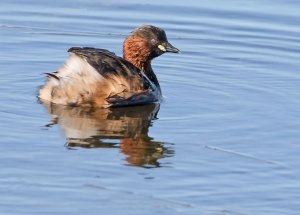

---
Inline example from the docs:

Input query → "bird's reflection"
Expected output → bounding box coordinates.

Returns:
[41,101,174,168]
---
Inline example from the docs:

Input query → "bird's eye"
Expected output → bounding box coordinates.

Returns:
[151,39,156,45]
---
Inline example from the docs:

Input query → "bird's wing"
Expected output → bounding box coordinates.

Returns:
[67,47,157,106]
[68,47,140,80]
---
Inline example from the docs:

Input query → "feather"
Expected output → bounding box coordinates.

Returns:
[45,72,59,80]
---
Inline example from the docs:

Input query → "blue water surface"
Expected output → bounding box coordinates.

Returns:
[1,0,300,214]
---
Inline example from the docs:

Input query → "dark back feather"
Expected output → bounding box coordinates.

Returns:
[68,47,141,79]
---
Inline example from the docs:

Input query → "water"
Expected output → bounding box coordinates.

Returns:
[1,0,300,214]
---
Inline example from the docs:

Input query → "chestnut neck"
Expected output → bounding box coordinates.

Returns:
[123,35,160,88]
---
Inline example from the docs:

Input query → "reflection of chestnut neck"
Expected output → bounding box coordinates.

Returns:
[123,36,159,87]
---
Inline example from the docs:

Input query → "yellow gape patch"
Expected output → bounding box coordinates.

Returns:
[158,45,166,52]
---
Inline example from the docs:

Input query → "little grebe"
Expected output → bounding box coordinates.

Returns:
[39,25,179,107]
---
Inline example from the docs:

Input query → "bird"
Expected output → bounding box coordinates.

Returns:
[38,25,180,108]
